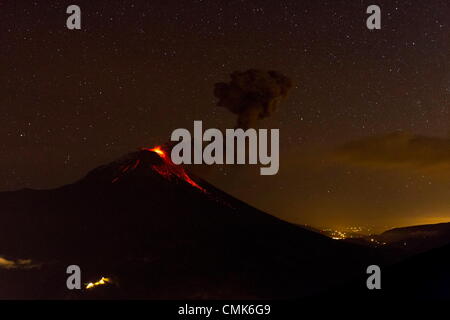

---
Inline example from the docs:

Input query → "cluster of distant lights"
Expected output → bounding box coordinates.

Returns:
[322,227,386,245]
[323,226,368,240]
[328,230,348,240]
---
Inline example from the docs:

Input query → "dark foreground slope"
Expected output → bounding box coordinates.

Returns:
[380,243,450,299]
[328,242,450,300]
[0,148,377,299]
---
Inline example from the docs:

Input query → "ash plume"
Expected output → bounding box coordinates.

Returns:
[214,69,293,129]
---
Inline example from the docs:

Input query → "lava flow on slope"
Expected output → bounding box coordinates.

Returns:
[141,146,206,193]
[106,144,206,193]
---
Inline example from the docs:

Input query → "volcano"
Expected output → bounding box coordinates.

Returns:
[0,147,377,299]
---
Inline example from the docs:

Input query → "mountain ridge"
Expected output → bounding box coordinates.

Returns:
[0,147,377,299]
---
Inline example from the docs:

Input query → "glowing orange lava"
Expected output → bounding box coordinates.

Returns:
[85,277,111,289]
[143,146,206,193]
[149,146,165,157]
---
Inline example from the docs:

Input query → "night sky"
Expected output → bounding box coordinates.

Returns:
[2,0,450,231]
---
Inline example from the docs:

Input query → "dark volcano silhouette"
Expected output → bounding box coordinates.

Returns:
[0,148,377,299]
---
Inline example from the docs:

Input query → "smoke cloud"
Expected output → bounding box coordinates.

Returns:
[214,69,292,129]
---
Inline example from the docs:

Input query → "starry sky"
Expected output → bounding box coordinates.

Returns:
[2,0,450,231]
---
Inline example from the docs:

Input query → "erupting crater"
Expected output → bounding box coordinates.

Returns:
[142,146,206,193]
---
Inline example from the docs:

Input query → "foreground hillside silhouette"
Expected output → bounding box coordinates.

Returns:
[0,147,378,299]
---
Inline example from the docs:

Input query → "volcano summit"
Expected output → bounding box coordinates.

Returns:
[0,148,374,299]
